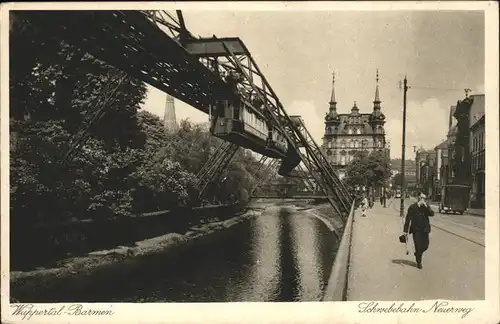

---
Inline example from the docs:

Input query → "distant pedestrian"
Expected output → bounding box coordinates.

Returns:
[368,195,374,208]
[402,193,434,269]
[361,195,369,217]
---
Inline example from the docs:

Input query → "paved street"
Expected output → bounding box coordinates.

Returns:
[429,203,485,217]
[347,199,485,301]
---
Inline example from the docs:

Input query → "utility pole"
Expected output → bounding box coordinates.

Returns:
[384,140,390,208]
[400,76,408,218]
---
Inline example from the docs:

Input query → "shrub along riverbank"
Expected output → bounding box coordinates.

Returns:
[10,206,265,303]
[11,203,247,271]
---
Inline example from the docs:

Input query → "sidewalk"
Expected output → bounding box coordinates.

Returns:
[346,202,485,301]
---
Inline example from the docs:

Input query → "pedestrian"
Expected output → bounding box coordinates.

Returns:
[380,194,384,206]
[402,193,434,269]
[361,195,369,217]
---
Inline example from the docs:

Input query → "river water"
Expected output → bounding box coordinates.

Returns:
[29,205,341,302]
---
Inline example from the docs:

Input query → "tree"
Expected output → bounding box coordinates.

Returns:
[9,12,271,271]
[9,12,265,227]
[10,14,147,224]
[343,150,391,192]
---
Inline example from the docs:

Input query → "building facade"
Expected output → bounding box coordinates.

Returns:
[391,165,417,188]
[415,148,429,189]
[446,94,485,208]
[446,104,458,184]
[322,71,386,180]
[421,151,437,199]
[469,95,485,208]
[452,96,474,185]
[415,148,442,199]
[433,140,448,201]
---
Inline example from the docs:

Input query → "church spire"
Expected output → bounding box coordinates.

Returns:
[325,70,339,123]
[374,69,380,103]
[373,69,381,110]
[371,69,385,122]
[329,70,337,110]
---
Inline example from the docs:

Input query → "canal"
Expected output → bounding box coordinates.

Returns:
[27,205,341,302]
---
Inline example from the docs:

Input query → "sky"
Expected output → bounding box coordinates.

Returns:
[141,10,485,160]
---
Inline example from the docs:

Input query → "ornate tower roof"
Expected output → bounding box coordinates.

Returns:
[325,71,340,123]
[371,69,385,122]
[350,101,360,115]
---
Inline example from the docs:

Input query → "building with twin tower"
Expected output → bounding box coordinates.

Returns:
[322,70,387,180]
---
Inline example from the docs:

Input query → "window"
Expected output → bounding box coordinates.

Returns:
[348,128,353,135]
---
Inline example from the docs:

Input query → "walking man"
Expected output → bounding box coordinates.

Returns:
[403,193,434,269]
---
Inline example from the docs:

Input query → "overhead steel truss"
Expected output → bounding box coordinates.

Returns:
[217,41,353,218]
[195,141,239,198]
[20,10,353,219]
[61,68,130,164]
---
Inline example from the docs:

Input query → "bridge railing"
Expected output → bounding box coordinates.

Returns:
[323,199,356,301]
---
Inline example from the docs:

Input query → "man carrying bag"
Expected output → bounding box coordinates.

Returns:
[402,193,435,269]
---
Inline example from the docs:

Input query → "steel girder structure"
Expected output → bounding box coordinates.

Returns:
[18,11,233,115]
[61,68,130,164]
[21,10,352,218]
[216,41,353,219]
[159,19,354,218]
[195,141,239,198]
[294,164,317,193]
[250,160,322,198]
[249,157,280,198]
[289,116,352,198]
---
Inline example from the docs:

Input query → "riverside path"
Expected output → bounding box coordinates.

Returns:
[347,198,485,301]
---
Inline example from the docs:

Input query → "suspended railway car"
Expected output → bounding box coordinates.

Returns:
[210,99,289,159]
[265,128,288,157]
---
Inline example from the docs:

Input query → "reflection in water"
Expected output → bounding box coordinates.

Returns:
[289,212,323,301]
[234,207,282,301]
[22,206,341,303]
